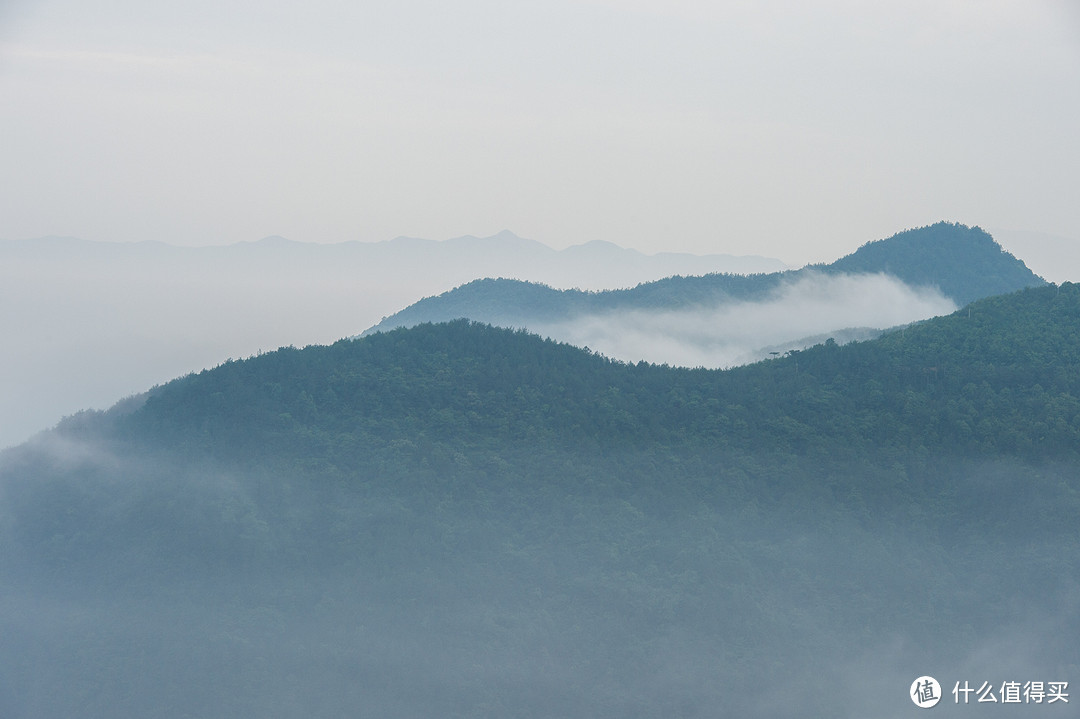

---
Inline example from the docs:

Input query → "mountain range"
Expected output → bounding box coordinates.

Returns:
[0,230,781,451]
[2,271,1077,717]
[364,223,1045,368]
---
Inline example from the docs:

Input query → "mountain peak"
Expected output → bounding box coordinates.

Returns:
[250,235,296,246]
[825,221,1044,306]
[444,230,551,251]
[367,221,1046,347]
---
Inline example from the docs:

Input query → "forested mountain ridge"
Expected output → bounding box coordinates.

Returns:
[101,283,1079,465]
[2,284,1077,719]
[0,230,786,451]
[824,221,1042,305]
[364,222,1045,336]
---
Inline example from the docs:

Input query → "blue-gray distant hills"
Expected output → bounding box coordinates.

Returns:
[363,223,1045,366]
[0,229,783,451]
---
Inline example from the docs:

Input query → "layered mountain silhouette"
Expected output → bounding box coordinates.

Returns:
[363,223,1045,367]
[2,281,1078,718]
[0,230,783,450]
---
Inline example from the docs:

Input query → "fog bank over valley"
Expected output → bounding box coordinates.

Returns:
[536,272,958,368]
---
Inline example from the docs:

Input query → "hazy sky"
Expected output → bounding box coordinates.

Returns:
[1,0,1078,265]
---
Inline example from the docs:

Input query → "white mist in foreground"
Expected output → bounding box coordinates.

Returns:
[537,272,958,368]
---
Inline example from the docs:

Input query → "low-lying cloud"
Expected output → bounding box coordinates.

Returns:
[536,272,958,368]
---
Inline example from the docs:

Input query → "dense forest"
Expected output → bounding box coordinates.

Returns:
[366,222,1044,334]
[1,284,1078,718]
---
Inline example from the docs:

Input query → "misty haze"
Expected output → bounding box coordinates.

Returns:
[3,0,1080,716]
[3,281,1079,717]
[534,272,957,368]
[0,232,782,450]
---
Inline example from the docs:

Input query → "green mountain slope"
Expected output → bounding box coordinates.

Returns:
[119,284,1079,466]
[825,221,1042,306]
[1,284,1078,719]
[364,222,1044,337]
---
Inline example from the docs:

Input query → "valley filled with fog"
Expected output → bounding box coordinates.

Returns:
[533,271,956,368]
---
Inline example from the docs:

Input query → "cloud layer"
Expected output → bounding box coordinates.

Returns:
[538,272,958,368]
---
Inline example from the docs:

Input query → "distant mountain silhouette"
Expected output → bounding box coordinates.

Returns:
[0,230,780,450]
[363,223,1046,365]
